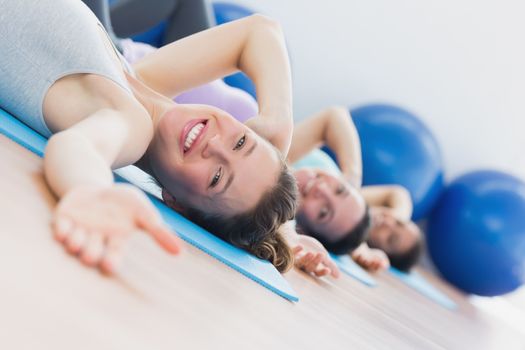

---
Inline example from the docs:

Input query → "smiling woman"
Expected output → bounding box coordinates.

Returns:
[0,0,296,273]
[145,104,277,214]
[293,167,369,254]
[138,104,298,271]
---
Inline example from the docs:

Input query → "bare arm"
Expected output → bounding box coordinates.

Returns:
[44,109,135,197]
[134,14,293,153]
[280,221,340,278]
[44,109,180,273]
[360,185,413,221]
[287,106,362,187]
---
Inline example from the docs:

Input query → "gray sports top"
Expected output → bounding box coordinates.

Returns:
[0,0,133,137]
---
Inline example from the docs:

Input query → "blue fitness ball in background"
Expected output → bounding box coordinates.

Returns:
[130,21,167,47]
[214,2,254,24]
[324,104,444,220]
[427,170,525,296]
[213,2,257,99]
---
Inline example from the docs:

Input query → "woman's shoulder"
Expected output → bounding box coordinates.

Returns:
[292,149,341,176]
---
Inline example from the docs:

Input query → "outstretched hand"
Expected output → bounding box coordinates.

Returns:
[291,235,340,278]
[52,184,182,274]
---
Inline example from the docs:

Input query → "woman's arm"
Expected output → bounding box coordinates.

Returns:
[45,109,181,273]
[134,14,293,153]
[45,111,129,197]
[287,106,362,187]
[360,185,413,221]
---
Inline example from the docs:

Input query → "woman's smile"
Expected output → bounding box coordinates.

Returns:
[181,119,209,156]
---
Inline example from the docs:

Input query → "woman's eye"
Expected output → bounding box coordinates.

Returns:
[318,207,329,220]
[336,184,345,195]
[233,135,246,150]
[209,167,222,188]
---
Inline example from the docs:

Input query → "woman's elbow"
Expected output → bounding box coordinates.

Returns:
[390,185,411,199]
[322,106,353,130]
[248,14,282,32]
[326,105,349,116]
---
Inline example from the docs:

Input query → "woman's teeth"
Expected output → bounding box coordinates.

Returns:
[184,122,205,152]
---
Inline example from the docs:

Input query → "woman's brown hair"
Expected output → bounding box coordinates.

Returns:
[183,161,298,272]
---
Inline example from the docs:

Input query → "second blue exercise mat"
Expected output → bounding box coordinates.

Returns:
[388,267,456,310]
[0,108,299,302]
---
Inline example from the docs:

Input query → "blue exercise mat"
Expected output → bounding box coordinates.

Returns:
[0,108,299,302]
[388,267,456,310]
[331,254,377,287]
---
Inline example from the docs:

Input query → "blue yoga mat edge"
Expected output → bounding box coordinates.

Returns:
[0,108,299,302]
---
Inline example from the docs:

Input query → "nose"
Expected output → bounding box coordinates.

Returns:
[311,180,331,198]
[202,134,230,160]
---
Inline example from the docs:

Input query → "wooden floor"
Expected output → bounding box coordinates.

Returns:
[0,134,523,350]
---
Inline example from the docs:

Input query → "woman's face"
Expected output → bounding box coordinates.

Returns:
[367,207,421,256]
[149,104,281,216]
[293,168,366,242]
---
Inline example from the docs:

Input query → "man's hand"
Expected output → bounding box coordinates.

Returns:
[292,235,340,278]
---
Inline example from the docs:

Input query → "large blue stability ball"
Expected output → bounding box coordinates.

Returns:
[130,21,167,47]
[213,2,254,25]
[428,170,525,296]
[324,104,444,220]
[212,2,257,99]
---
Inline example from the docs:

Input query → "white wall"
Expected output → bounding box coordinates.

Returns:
[229,0,525,181]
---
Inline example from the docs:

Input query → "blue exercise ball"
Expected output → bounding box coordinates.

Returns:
[212,2,257,99]
[130,20,167,48]
[427,170,525,296]
[339,104,443,220]
[223,73,256,99]
[213,2,254,25]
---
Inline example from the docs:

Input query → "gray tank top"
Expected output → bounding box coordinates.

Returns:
[0,0,134,137]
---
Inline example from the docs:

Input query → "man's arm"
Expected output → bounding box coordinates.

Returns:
[287,106,362,187]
